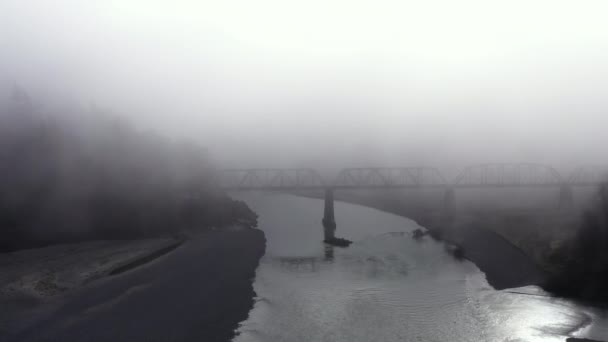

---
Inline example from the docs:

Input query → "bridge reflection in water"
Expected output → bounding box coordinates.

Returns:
[216,164,607,241]
[276,245,337,272]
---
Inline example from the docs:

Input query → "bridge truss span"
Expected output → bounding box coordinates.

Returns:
[333,167,447,189]
[217,164,607,191]
[218,168,326,190]
[568,165,608,187]
[453,163,565,188]
[216,163,605,241]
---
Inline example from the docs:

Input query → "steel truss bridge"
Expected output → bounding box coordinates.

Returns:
[217,164,606,190]
[215,164,607,242]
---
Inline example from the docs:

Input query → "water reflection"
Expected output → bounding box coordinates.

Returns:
[233,193,604,342]
[324,245,334,261]
[278,256,321,272]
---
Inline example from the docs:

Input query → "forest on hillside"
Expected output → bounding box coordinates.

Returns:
[546,184,608,302]
[0,88,256,252]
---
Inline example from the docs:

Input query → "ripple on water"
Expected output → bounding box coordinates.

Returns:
[233,194,595,342]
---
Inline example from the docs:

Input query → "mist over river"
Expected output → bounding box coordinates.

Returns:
[232,193,608,342]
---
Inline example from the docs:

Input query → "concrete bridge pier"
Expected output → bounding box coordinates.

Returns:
[322,188,336,241]
[443,187,455,212]
[559,184,574,208]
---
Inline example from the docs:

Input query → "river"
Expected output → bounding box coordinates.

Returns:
[233,193,607,342]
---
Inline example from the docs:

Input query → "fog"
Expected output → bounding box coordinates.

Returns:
[1,0,608,169]
[5,3,608,338]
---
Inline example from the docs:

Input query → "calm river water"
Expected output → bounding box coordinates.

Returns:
[233,193,607,342]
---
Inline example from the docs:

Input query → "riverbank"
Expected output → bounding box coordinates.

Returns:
[1,228,266,341]
[0,238,183,300]
[295,190,546,290]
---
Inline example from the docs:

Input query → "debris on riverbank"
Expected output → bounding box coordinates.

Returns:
[444,243,466,260]
[324,236,353,247]
[0,237,182,299]
[412,228,427,240]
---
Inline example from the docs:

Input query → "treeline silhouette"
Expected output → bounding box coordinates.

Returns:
[0,89,256,252]
[545,184,608,302]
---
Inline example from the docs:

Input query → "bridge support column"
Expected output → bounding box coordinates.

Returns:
[443,187,455,213]
[322,188,336,241]
[559,184,574,208]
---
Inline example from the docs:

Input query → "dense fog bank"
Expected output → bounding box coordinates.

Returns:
[0,88,257,252]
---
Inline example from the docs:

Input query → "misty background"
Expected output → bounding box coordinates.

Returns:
[5,2,608,336]
[1,0,607,169]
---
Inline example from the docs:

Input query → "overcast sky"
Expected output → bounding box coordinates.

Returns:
[1,0,607,168]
